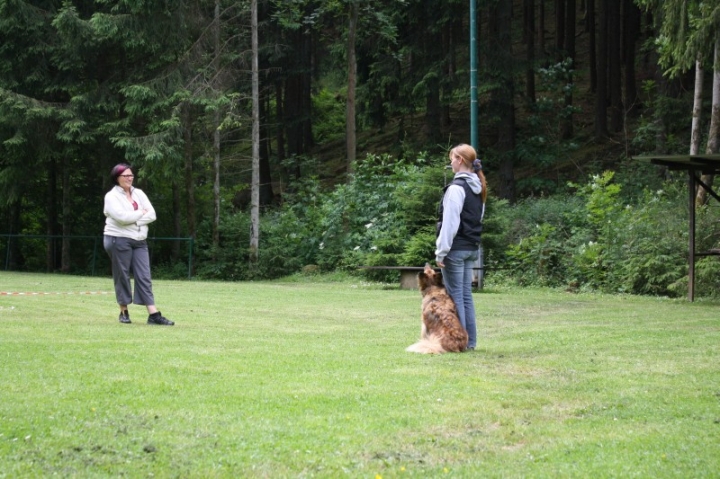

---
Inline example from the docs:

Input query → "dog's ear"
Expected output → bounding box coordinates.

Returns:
[424,263,434,276]
[435,270,444,287]
[417,271,429,290]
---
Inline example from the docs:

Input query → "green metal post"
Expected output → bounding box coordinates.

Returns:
[470,0,484,289]
[470,0,478,149]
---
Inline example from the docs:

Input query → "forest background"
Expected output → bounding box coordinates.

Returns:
[2,0,720,298]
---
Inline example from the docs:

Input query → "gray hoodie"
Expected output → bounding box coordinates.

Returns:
[435,172,483,264]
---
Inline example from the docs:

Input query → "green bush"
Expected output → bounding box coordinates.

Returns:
[193,152,453,282]
[189,149,720,298]
[495,171,716,297]
[194,212,251,280]
[603,187,687,295]
[495,193,582,286]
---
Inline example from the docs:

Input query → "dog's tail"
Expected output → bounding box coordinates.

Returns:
[406,335,446,354]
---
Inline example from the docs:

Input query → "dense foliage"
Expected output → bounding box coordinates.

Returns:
[187,151,717,298]
[2,1,720,297]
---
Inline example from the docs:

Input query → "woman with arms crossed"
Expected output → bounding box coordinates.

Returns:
[103,163,174,326]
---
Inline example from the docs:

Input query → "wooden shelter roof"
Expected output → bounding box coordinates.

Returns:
[635,154,720,174]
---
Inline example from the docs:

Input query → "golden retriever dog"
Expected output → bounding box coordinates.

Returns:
[406,263,469,354]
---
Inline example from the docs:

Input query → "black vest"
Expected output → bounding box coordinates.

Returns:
[436,178,484,250]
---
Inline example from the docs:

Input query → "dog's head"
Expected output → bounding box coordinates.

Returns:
[418,262,443,292]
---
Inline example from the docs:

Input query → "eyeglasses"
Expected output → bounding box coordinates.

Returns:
[119,175,134,178]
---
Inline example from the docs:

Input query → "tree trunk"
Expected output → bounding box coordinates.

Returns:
[690,59,704,156]
[588,0,596,92]
[697,38,720,206]
[259,88,274,206]
[608,0,623,132]
[212,0,221,254]
[346,1,358,173]
[182,103,196,242]
[525,0,536,103]
[213,114,220,253]
[594,0,608,138]
[623,0,640,116]
[250,0,260,263]
[424,76,442,143]
[7,201,22,270]
[416,0,443,142]
[275,80,285,166]
[302,38,313,155]
[283,28,313,180]
[490,0,516,202]
[284,74,303,179]
[538,0,545,58]
[556,0,566,58]
[562,0,576,139]
[171,180,181,261]
[61,160,70,273]
[46,158,57,272]
[441,17,458,130]
[422,5,442,145]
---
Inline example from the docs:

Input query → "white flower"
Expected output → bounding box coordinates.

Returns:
[354,246,360,251]
[365,222,373,229]
[370,246,377,251]
[319,242,324,250]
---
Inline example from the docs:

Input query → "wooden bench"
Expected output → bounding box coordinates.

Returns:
[358,266,486,290]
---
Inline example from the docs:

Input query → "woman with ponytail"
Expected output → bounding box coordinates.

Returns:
[435,144,486,350]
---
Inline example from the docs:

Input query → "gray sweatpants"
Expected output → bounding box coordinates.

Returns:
[103,235,155,306]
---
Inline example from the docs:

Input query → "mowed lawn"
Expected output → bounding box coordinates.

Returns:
[1,271,719,478]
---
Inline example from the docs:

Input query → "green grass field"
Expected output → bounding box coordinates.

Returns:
[1,271,719,478]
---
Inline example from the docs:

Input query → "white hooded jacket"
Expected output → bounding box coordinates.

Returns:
[103,185,157,240]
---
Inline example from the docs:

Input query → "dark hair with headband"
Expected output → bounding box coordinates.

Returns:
[110,163,133,185]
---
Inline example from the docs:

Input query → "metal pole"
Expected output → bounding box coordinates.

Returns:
[470,0,484,289]
[470,0,478,149]
[689,169,696,301]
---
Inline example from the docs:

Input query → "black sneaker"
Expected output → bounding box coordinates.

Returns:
[119,311,131,324]
[147,311,174,326]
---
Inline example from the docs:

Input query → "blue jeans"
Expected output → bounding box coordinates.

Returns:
[442,248,478,348]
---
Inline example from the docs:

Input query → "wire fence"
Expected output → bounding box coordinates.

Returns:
[0,234,194,279]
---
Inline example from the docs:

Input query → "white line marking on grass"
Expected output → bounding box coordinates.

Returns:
[0,291,111,296]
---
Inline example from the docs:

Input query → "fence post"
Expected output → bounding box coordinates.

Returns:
[188,238,194,279]
[92,236,98,276]
[4,235,11,271]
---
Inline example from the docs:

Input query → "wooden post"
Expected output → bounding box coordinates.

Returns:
[689,168,696,301]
